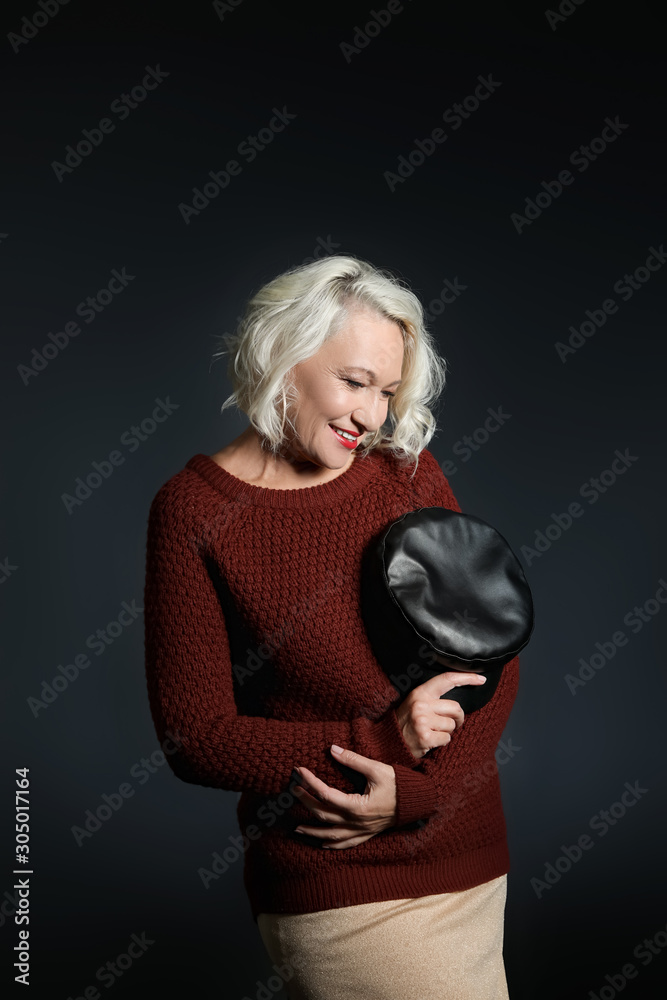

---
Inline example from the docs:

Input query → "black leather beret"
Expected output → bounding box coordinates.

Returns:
[360,507,535,713]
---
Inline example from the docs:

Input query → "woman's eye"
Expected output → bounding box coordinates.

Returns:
[344,379,395,399]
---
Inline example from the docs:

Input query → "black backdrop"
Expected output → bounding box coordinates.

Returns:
[2,1,666,997]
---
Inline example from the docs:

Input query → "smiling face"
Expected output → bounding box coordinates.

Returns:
[282,304,405,471]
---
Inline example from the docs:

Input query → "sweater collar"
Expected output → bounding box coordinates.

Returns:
[185,449,382,509]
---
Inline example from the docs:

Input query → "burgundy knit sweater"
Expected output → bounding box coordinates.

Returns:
[143,444,519,924]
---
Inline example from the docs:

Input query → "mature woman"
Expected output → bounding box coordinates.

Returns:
[143,255,520,999]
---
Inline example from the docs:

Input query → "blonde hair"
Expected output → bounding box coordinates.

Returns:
[212,255,448,473]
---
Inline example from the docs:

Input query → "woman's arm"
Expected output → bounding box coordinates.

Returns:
[280,450,522,839]
[143,482,432,798]
[287,653,519,841]
[384,448,518,829]
[399,654,520,840]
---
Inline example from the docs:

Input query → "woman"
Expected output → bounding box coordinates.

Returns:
[143,255,519,999]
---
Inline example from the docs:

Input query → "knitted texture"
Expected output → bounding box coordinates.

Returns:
[143,445,520,923]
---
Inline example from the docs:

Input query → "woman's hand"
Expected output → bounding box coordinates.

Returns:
[395,671,488,759]
[291,746,397,849]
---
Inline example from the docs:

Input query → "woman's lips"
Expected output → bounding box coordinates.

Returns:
[329,424,359,449]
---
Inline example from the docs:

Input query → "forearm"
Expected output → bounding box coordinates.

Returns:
[144,485,422,796]
[390,655,520,828]
[147,681,422,795]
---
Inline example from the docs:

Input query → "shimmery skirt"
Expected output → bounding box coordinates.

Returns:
[257,874,510,1000]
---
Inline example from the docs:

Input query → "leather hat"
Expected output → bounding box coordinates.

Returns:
[360,506,535,713]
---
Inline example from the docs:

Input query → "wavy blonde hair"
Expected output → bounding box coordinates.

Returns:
[212,255,448,474]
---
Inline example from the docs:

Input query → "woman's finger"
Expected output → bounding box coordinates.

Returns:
[433,700,466,727]
[323,831,376,849]
[294,822,371,847]
[427,713,457,731]
[293,785,352,824]
[294,766,366,813]
[294,821,355,839]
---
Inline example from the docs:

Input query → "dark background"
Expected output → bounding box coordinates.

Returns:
[2,0,666,996]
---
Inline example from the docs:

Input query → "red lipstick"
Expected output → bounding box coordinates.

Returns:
[329,424,359,450]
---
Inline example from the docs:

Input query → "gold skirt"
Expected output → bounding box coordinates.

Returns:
[257,874,510,1000]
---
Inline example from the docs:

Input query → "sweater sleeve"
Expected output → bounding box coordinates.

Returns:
[392,764,439,827]
[143,481,426,798]
[405,653,520,833]
[413,446,462,514]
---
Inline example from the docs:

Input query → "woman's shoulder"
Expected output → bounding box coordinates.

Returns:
[371,443,459,512]
[369,443,439,481]
[146,454,211,523]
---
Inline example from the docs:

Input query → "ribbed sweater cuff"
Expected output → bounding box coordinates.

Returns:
[392,764,439,827]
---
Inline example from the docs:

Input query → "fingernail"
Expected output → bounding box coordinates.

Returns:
[331,744,344,754]
[291,768,306,787]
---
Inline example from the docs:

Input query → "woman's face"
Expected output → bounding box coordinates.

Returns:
[283,305,405,470]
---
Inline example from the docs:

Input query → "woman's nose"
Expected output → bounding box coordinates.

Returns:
[352,395,387,432]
